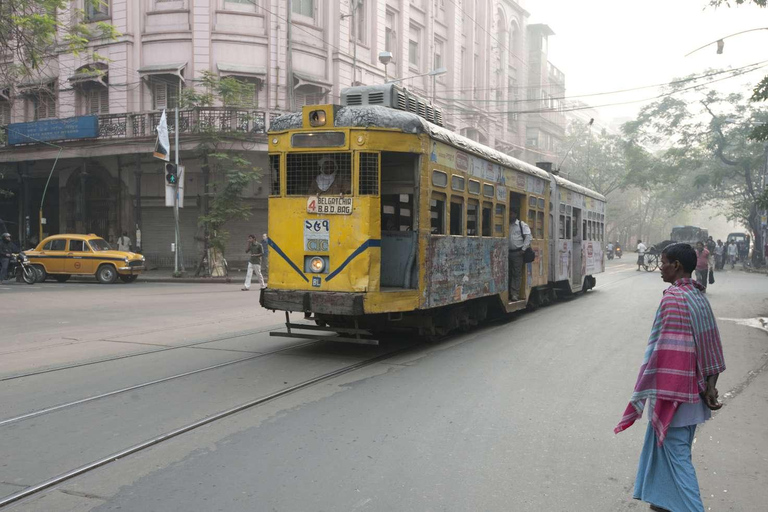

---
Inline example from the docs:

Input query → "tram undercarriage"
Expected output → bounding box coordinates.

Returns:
[261,277,596,344]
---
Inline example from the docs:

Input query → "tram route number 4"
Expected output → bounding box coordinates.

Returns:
[307,195,353,215]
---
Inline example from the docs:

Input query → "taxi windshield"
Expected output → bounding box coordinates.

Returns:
[89,238,112,251]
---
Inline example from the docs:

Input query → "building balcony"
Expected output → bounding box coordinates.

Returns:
[1,107,284,148]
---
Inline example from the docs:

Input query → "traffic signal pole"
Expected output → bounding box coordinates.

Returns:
[174,98,181,274]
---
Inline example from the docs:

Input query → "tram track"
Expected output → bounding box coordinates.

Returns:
[0,343,416,509]
[0,339,320,427]
[0,323,290,382]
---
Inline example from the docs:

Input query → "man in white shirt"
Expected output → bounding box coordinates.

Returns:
[116,232,131,252]
[727,241,738,269]
[636,240,647,271]
[508,209,532,301]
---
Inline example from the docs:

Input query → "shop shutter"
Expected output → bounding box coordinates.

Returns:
[141,206,200,268]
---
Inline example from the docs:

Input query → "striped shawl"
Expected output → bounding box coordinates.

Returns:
[614,278,726,445]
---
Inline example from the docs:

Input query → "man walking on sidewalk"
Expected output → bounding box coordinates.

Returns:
[694,241,710,292]
[615,242,725,512]
[242,234,265,291]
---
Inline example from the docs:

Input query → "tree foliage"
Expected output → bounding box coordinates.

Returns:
[179,72,262,272]
[0,1,118,83]
[624,75,768,264]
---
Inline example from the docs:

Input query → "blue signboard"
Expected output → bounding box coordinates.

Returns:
[7,115,99,145]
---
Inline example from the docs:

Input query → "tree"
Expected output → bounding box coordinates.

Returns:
[624,78,768,265]
[0,1,118,85]
[559,122,683,246]
[707,0,768,141]
[0,1,118,197]
[178,72,262,276]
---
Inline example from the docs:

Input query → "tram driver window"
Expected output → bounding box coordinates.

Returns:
[286,153,352,196]
[431,193,446,234]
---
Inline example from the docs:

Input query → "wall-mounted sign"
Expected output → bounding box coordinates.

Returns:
[7,115,99,145]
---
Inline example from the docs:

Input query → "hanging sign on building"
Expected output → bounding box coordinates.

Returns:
[7,115,99,145]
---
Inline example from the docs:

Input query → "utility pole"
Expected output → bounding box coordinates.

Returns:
[287,0,293,111]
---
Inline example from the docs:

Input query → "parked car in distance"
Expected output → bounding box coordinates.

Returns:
[26,234,145,284]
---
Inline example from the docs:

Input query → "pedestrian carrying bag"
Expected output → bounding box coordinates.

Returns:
[523,247,536,263]
[709,271,715,284]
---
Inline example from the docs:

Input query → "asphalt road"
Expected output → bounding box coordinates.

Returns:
[1,261,766,511]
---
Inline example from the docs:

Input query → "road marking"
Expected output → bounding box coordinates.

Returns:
[719,317,768,334]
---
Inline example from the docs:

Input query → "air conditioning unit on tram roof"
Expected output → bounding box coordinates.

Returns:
[341,83,444,127]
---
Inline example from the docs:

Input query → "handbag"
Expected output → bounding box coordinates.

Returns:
[523,247,536,263]
[708,271,715,284]
[517,219,536,263]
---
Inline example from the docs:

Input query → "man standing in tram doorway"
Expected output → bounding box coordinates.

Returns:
[508,209,531,301]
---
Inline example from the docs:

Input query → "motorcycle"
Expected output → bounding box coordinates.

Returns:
[8,253,36,284]
[607,247,614,260]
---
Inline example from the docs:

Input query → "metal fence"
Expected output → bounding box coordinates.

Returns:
[1,108,279,146]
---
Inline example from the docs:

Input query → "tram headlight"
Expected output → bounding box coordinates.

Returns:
[309,257,325,273]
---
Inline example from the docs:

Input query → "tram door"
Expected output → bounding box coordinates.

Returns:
[572,207,583,287]
[379,152,419,290]
[509,191,526,300]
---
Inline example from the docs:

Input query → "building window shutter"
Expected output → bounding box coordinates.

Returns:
[154,83,167,110]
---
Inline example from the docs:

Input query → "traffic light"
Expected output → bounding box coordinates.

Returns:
[165,163,178,185]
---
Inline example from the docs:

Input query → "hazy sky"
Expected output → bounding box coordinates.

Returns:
[527,0,768,122]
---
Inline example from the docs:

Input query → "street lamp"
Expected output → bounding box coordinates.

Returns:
[378,51,392,83]
[387,67,447,104]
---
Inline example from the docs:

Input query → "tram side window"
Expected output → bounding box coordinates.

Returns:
[286,152,352,195]
[450,197,464,235]
[431,193,446,234]
[359,152,380,195]
[559,215,565,239]
[467,199,479,236]
[495,204,506,236]
[536,211,545,239]
[528,209,536,237]
[565,215,572,239]
[269,154,280,195]
[482,202,493,237]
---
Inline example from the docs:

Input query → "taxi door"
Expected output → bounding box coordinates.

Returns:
[38,238,67,273]
[65,239,94,274]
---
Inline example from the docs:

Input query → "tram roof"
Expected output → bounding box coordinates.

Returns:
[270,105,605,202]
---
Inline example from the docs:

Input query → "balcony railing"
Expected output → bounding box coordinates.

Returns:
[1,107,284,147]
[98,107,272,139]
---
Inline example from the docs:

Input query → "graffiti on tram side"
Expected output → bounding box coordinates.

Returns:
[582,241,605,275]
[425,237,507,308]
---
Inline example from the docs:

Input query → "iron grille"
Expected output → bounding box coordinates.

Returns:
[368,92,384,104]
[346,94,363,105]
[286,152,352,196]
[358,152,379,195]
[269,154,280,195]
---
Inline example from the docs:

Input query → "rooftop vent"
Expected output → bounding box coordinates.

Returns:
[340,83,444,127]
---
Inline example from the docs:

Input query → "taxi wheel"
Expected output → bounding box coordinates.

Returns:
[96,264,118,284]
[33,265,47,283]
[119,275,138,283]
[54,274,71,283]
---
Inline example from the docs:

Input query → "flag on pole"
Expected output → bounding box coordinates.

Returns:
[153,110,170,161]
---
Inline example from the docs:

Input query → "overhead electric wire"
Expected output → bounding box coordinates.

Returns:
[443,62,768,119]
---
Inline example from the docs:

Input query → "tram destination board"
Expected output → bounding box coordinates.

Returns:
[307,196,353,215]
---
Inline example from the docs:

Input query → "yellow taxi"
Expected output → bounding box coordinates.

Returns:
[26,234,145,284]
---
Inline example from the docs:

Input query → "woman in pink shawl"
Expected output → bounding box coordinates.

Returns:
[615,243,725,512]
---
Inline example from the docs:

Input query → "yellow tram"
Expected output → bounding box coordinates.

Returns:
[260,84,606,342]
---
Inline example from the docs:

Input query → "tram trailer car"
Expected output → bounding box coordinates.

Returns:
[260,84,606,341]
